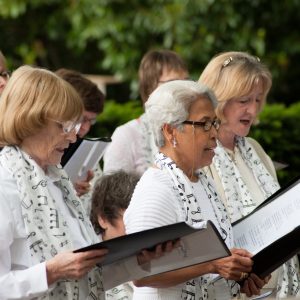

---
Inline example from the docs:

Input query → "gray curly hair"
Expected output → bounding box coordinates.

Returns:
[145,80,218,148]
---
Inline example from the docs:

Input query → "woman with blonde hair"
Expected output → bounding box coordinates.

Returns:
[199,51,300,297]
[0,65,162,300]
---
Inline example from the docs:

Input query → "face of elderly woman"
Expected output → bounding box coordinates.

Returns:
[175,97,218,171]
[21,119,79,170]
[222,80,263,138]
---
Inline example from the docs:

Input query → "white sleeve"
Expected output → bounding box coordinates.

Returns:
[0,189,48,299]
[103,125,136,174]
[124,172,180,234]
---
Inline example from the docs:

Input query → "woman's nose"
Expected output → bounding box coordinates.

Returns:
[247,99,259,116]
[209,125,218,138]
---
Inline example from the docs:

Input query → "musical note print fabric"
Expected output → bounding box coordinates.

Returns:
[0,146,104,300]
[154,152,239,299]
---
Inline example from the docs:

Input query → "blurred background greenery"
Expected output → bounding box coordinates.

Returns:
[1,0,300,185]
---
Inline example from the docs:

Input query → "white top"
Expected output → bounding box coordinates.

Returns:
[103,118,149,175]
[0,164,147,300]
[124,167,226,300]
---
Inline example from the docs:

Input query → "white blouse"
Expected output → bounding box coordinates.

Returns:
[124,167,228,300]
[0,164,148,300]
[103,118,149,175]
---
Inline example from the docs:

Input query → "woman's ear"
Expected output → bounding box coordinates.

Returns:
[97,214,108,231]
[162,123,177,146]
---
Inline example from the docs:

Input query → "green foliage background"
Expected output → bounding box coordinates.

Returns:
[1,0,300,185]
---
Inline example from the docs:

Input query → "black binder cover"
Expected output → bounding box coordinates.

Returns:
[251,226,300,278]
[74,220,230,266]
[233,174,300,278]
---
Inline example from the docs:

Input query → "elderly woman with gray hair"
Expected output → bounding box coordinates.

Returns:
[124,80,270,300]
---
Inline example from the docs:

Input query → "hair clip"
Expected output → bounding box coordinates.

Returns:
[222,57,233,68]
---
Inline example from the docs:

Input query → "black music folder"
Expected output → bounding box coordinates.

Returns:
[74,221,230,274]
[233,175,300,278]
[61,136,111,183]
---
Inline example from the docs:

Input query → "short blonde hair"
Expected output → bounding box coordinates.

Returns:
[0,65,83,146]
[199,51,272,122]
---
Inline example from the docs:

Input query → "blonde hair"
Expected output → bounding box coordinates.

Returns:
[0,65,83,146]
[199,51,272,122]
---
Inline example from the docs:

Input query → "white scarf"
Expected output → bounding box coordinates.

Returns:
[0,146,104,300]
[213,137,300,297]
[213,137,280,220]
[155,152,239,300]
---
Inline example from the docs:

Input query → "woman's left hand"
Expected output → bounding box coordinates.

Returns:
[241,273,271,297]
[137,239,180,265]
[74,170,94,196]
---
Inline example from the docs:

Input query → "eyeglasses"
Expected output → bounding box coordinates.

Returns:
[82,116,97,125]
[182,119,221,131]
[0,71,11,80]
[52,120,82,134]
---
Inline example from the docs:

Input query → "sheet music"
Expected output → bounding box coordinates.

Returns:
[64,138,110,183]
[233,180,300,254]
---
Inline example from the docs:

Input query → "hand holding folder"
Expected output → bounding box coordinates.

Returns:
[74,221,230,276]
[233,175,300,278]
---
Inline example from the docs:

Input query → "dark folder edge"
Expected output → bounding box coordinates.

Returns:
[232,174,300,226]
[74,220,230,266]
[244,226,300,279]
[61,136,111,167]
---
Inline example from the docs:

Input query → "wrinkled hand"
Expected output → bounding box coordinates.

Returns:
[241,273,271,297]
[46,248,108,285]
[137,239,181,265]
[74,170,94,196]
[211,248,253,281]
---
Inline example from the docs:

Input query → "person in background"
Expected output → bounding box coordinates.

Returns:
[124,80,269,300]
[199,51,300,297]
[90,170,140,300]
[56,68,105,212]
[0,65,168,300]
[103,49,189,175]
[0,50,10,95]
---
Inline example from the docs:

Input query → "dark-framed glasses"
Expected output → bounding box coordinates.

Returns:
[182,119,221,131]
[0,70,11,80]
[53,120,82,134]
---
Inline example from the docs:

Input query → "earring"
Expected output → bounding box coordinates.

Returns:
[172,138,177,148]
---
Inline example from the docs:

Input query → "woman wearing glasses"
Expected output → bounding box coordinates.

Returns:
[199,51,300,297]
[0,50,10,95]
[0,66,164,300]
[124,80,268,299]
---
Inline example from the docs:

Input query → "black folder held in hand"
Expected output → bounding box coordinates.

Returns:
[61,136,111,183]
[233,175,300,278]
[74,220,230,273]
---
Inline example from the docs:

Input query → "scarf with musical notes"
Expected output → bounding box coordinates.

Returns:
[155,152,239,300]
[0,146,104,300]
[213,137,300,297]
